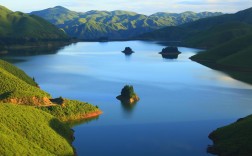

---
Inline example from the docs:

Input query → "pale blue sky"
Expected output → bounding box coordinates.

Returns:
[0,0,251,14]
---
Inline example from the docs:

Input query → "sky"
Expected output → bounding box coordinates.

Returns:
[0,0,251,15]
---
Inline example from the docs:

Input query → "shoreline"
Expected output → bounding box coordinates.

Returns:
[190,58,252,85]
[81,110,103,119]
[60,110,103,122]
[190,58,252,72]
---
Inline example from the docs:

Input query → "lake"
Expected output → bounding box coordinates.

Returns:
[11,41,252,156]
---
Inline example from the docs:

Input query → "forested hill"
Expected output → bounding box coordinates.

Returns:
[137,7,252,46]
[0,5,68,45]
[30,6,222,40]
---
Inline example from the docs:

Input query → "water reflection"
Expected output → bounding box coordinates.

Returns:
[160,53,180,59]
[123,52,133,56]
[120,101,138,114]
[124,54,132,61]
[0,42,71,56]
[1,58,26,63]
[159,46,181,59]
[67,116,100,127]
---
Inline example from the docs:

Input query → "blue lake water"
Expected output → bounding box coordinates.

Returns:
[12,41,252,156]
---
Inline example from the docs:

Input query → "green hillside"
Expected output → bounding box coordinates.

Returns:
[0,60,51,105]
[138,7,252,44]
[0,5,68,45]
[0,59,102,154]
[0,103,74,155]
[208,115,252,156]
[190,32,252,84]
[30,6,222,40]
[137,26,191,41]
[38,99,101,121]
[184,22,252,48]
[182,7,252,31]
[137,7,252,84]
[0,60,37,86]
[190,33,252,68]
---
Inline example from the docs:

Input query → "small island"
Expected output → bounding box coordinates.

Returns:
[116,85,139,104]
[159,46,181,59]
[122,47,134,55]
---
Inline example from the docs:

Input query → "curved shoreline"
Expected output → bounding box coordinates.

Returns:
[81,110,103,119]
[60,110,103,122]
[190,58,252,72]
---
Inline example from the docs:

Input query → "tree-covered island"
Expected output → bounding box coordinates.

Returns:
[116,85,139,104]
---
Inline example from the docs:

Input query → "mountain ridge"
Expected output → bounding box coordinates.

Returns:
[137,7,252,44]
[30,6,222,40]
[0,5,69,45]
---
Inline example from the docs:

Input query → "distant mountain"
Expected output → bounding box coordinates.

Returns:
[182,7,252,31]
[138,7,252,46]
[188,7,252,65]
[137,7,252,84]
[185,7,252,84]
[30,6,222,40]
[0,5,68,45]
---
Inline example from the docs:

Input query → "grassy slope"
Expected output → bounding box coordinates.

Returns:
[38,99,101,121]
[0,60,37,86]
[0,59,102,154]
[219,45,252,68]
[190,33,252,84]
[0,103,74,156]
[0,60,51,105]
[0,5,68,42]
[190,33,252,67]
[137,26,191,41]
[208,115,252,156]
[184,22,252,48]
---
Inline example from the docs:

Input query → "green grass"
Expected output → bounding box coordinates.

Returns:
[218,45,252,68]
[0,103,74,156]
[0,5,69,45]
[0,52,102,155]
[0,59,51,105]
[0,59,37,86]
[38,99,100,121]
[191,33,252,64]
[185,22,252,48]
[208,115,252,156]
[190,33,252,84]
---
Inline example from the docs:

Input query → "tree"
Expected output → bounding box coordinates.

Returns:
[121,85,135,99]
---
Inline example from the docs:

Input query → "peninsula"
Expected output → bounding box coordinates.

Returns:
[0,59,102,155]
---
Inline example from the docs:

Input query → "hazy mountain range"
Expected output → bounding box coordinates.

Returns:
[138,7,252,44]
[30,6,222,40]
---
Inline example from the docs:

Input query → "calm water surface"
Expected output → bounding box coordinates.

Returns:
[12,41,252,156]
